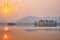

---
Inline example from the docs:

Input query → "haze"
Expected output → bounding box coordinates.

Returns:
[0,0,60,22]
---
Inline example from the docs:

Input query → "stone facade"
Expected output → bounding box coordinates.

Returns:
[35,20,57,27]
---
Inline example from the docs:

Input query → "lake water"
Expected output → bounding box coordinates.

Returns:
[0,26,60,40]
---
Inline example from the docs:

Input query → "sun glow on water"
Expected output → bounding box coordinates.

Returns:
[4,34,7,39]
[3,27,9,31]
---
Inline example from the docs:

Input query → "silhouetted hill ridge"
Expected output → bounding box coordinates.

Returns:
[16,16,40,23]
[16,16,60,23]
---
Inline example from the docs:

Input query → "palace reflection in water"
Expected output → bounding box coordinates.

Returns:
[0,26,60,40]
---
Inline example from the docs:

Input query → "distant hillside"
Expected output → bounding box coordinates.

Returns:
[16,16,40,23]
[16,16,60,23]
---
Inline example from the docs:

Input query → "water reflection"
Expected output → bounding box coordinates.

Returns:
[0,26,12,40]
[4,34,7,39]
[3,27,9,31]
[0,26,60,40]
[2,34,8,40]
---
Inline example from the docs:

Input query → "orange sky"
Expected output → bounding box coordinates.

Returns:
[0,0,60,22]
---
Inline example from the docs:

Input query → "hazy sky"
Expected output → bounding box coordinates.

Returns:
[0,0,60,22]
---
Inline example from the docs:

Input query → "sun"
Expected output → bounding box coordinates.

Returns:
[2,6,10,15]
[3,7,9,13]
[0,1,19,16]
[1,3,12,15]
[0,3,10,14]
